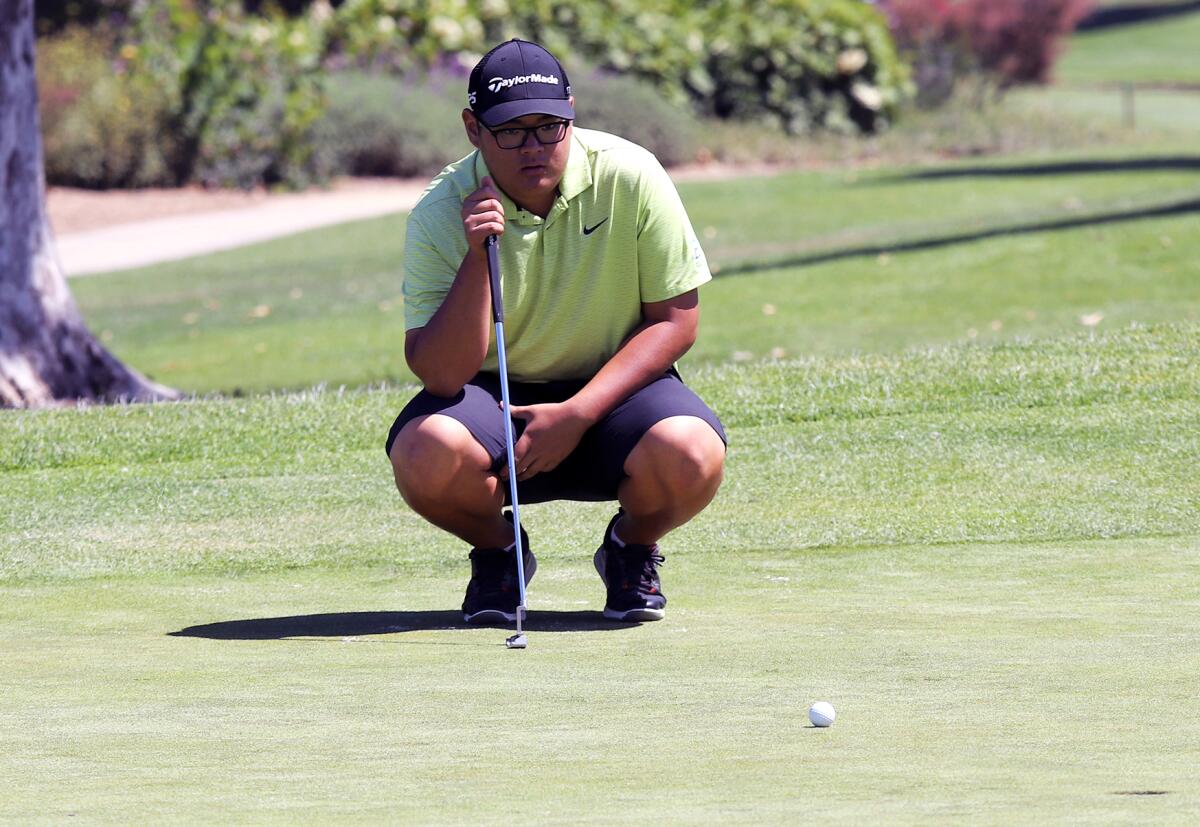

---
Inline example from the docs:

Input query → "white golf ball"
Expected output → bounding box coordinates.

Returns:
[808,701,836,727]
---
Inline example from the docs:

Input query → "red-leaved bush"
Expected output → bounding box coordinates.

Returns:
[883,0,1095,103]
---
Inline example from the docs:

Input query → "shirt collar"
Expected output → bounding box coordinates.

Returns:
[558,132,592,201]
[472,151,522,219]
[471,131,592,217]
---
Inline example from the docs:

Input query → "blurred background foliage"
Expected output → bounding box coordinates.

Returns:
[39,0,328,189]
[884,0,1097,106]
[35,0,1097,190]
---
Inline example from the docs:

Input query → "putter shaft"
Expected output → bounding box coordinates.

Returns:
[485,235,528,638]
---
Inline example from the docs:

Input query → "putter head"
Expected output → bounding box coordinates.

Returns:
[505,633,527,649]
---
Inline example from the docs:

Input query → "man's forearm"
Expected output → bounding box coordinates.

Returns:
[406,250,494,396]
[569,317,696,425]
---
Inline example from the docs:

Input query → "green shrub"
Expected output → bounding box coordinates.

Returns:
[313,70,471,178]
[508,0,708,110]
[129,0,329,189]
[40,2,332,190]
[515,0,912,134]
[572,69,700,166]
[694,0,910,134]
[314,68,701,177]
[331,0,911,136]
[39,0,909,192]
[37,27,176,188]
[328,0,496,73]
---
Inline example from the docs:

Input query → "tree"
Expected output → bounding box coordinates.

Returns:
[0,0,174,407]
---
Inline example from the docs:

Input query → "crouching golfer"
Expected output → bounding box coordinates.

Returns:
[386,39,727,623]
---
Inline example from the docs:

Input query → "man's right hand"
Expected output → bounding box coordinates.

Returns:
[461,176,505,252]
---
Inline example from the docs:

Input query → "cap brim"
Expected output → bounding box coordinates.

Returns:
[479,98,576,127]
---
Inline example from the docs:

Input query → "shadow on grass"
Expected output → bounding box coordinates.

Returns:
[717,195,1200,277]
[896,157,1200,181]
[169,610,637,640]
[1077,1,1200,31]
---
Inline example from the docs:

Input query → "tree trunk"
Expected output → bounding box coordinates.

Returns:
[0,0,176,408]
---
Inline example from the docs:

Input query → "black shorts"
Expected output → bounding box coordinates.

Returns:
[385,369,726,504]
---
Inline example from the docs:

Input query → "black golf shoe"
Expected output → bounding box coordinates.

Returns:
[593,510,667,622]
[462,514,536,624]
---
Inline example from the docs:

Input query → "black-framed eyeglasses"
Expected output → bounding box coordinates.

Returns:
[484,120,571,150]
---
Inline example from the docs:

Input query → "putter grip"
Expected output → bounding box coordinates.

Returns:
[485,235,503,323]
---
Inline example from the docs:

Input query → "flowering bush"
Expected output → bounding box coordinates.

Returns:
[692,0,908,134]
[884,0,1094,105]
[128,0,329,188]
[38,26,175,188]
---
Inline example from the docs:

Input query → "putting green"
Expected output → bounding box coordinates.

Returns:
[3,537,1198,824]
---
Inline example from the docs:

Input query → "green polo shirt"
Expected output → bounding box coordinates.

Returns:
[402,127,711,382]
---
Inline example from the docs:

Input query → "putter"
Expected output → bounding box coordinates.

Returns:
[485,234,529,650]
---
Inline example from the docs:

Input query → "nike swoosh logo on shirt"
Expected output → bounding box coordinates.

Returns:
[583,218,609,236]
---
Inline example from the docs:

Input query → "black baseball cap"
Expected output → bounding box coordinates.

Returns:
[468,39,574,127]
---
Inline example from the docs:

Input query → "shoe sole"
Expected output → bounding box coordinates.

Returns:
[462,553,537,624]
[602,606,665,622]
[593,547,665,623]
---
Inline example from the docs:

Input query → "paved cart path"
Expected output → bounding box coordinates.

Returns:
[51,179,428,278]
[48,165,776,278]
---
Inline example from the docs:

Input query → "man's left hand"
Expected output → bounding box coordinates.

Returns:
[504,402,592,481]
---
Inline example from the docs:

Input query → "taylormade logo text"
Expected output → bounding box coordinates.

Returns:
[487,73,560,94]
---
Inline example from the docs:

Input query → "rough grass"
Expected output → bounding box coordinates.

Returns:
[3,322,1197,581]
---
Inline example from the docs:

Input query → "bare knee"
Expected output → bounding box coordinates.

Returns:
[627,416,725,498]
[389,415,489,508]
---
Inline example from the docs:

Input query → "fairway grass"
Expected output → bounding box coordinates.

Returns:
[1058,8,1200,86]
[1011,86,1200,136]
[70,147,1200,394]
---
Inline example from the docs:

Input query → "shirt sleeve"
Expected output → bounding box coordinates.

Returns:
[402,209,461,332]
[635,159,712,304]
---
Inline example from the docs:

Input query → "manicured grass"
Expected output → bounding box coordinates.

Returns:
[3,536,1199,824]
[9,104,1200,821]
[3,323,1197,580]
[697,205,1200,362]
[1010,86,1200,135]
[1057,8,1200,86]
[2,322,1199,822]
[71,148,1200,394]
[998,8,1200,155]
[75,216,411,394]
